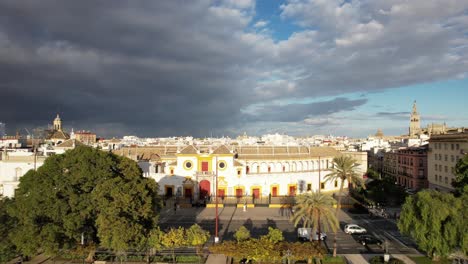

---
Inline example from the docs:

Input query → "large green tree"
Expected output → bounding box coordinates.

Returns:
[452,154,468,196]
[324,155,365,256]
[291,191,338,243]
[7,146,162,261]
[398,190,467,260]
[0,197,17,262]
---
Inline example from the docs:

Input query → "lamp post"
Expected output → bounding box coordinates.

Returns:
[215,155,219,243]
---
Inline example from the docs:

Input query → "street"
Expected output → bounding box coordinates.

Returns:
[158,203,421,255]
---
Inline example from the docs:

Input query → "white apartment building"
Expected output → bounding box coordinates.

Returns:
[428,133,468,192]
[0,151,46,197]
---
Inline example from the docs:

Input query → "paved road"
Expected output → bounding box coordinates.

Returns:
[158,203,421,255]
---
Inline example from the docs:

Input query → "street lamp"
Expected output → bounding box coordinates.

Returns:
[214,155,219,243]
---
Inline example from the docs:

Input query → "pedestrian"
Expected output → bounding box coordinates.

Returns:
[174,202,177,214]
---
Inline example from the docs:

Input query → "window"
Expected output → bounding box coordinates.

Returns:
[321,182,325,189]
[282,166,285,172]
[444,143,447,150]
[246,166,250,174]
[183,161,192,170]
[445,155,448,161]
[456,155,460,161]
[439,165,442,171]
[218,161,226,169]
[334,180,338,188]
[434,154,437,160]
[435,164,438,171]
[419,159,423,167]
[435,174,438,180]
[445,166,448,172]
[445,177,448,184]
[237,170,241,175]
[456,144,460,150]
[438,154,442,160]
[15,168,22,181]
[451,155,454,162]
[268,166,271,173]
[307,184,312,191]
[451,144,454,150]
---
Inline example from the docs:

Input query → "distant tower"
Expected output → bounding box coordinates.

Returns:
[53,114,62,131]
[375,128,384,138]
[409,101,421,136]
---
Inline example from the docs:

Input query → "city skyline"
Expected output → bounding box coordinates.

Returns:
[1,1,467,138]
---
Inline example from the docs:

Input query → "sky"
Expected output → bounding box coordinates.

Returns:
[0,0,467,138]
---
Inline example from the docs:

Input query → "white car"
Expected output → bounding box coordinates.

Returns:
[344,224,367,234]
[297,228,327,241]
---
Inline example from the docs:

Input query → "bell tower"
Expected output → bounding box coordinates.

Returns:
[409,101,420,136]
[53,114,62,131]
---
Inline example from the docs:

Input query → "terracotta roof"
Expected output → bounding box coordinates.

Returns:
[113,146,181,160]
[233,146,340,160]
[212,145,231,155]
[56,139,84,148]
[48,130,70,140]
[180,145,198,154]
[234,160,244,166]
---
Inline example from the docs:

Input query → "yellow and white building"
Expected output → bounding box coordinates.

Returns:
[116,145,367,200]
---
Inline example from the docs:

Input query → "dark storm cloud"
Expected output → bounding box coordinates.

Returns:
[245,97,367,122]
[1,0,467,137]
[0,0,258,137]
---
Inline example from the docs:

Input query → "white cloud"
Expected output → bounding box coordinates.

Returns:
[254,20,268,28]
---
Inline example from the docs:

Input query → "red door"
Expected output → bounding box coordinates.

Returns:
[236,188,243,198]
[185,188,192,198]
[289,186,296,196]
[202,162,209,172]
[253,189,260,199]
[272,187,278,197]
[199,180,210,198]
[218,189,225,198]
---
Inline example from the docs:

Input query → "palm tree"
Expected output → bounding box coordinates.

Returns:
[324,155,366,256]
[291,191,339,245]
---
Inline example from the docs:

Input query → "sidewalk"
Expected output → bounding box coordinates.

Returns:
[342,254,416,264]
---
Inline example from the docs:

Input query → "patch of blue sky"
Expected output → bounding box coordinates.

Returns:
[253,0,304,41]
[358,78,468,118]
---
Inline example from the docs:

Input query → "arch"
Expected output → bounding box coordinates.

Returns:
[251,162,258,173]
[292,162,297,172]
[260,162,268,173]
[310,161,315,171]
[275,162,282,172]
[268,162,275,173]
[284,162,290,172]
[199,180,210,199]
[297,161,303,171]
[303,161,308,171]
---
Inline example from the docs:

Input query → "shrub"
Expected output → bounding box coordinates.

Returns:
[388,258,405,264]
[369,256,384,264]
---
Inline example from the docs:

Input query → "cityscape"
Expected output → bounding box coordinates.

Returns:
[1,1,468,264]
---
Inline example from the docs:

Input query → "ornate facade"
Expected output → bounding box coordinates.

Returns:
[115,145,367,201]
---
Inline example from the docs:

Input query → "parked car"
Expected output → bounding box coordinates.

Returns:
[344,224,367,234]
[297,228,327,241]
[357,234,383,246]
